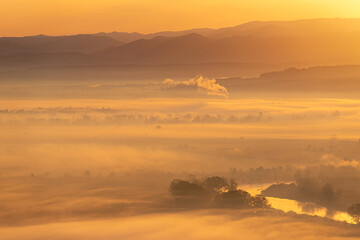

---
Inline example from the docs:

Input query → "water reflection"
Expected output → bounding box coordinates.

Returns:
[241,184,355,224]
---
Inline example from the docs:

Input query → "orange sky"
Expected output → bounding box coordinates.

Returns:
[0,0,359,36]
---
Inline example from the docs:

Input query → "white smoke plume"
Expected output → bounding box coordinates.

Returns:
[163,76,230,99]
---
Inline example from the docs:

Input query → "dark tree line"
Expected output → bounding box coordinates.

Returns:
[169,176,270,209]
[261,177,341,211]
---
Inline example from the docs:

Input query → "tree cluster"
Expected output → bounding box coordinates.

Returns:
[347,203,360,224]
[169,176,270,209]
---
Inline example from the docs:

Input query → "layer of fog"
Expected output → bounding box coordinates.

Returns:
[0,167,359,227]
[1,210,359,240]
[1,97,360,176]
[1,79,360,237]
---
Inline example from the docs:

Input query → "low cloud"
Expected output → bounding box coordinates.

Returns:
[319,154,359,168]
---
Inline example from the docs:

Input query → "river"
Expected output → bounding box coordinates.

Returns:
[240,183,356,224]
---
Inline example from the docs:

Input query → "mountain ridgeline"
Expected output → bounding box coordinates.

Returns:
[1,18,360,68]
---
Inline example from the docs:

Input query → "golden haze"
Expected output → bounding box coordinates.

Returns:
[0,0,360,36]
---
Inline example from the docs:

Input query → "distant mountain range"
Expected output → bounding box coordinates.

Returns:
[98,18,360,42]
[1,18,360,69]
[219,65,360,92]
[0,35,122,55]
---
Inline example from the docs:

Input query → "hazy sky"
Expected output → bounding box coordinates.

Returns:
[0,0,360,36]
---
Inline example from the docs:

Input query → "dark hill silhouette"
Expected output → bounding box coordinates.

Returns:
[95,32,146,43]
[35,35,123,53]
[215,32,360,63]
[95,31,360,65]
[0,35,122,54]
[1,19,360,68]
[96,33,213,64]
[207,18,360,39]
[260,65,360,80]
[0,39,34,55]
[1,35,52,48]
[95,18,360,42]
[96,28,214,43]
[0,52,87,68]
[219,65,360,92]
[2,31,360,67]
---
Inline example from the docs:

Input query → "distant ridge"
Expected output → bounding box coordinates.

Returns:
[0,39,35,55]
[1,18,360,68]
[207,18,360,38]
[219,65,360,92]
[4,18,360,43]
[0,34,123,55]
[96,33,213,64]
[260,65,360,79]
[96,28,214,43]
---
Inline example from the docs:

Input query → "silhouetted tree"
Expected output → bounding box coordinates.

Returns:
[320,183,337,206]
[169,177,270,209]
[250,195,271,208]
[262,180,340,210]
[169,179,210,207]
[216,189,252,208]
[169,179,209,197]
[228,178,238,191]
[216,190,270,209]
[202,176,229,192]
[347,203,360,224]
[202,176,238,193]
